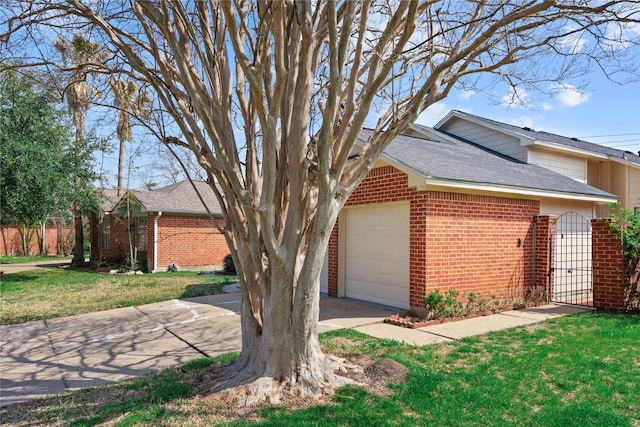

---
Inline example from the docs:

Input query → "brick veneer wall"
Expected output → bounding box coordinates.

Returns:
[424,192,538,305]
[591,219,627,312]
[154,214,228,271]
[327,223,339,297]
[533,215,556,292]
[100,214,133,263]
[329,165,540,311]
[1,224,69,256]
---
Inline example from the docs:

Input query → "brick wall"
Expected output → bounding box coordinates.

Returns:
[327,223,339,297]
[424,192,538,305]
[591,219,627,312]
[1,223,71,256]
[155,214,228,270]
[101,214,131,262]
[329,165,540,311]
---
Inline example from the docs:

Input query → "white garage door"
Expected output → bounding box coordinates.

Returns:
[345,202,410,309]
[319,250,329,294]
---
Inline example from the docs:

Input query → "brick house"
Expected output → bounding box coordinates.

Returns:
[90,181,228,272]
[320,125,617,313]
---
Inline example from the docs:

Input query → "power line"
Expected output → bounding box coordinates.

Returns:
[595,138,640,145]
[577,132,640,138]
[601,144,640,150]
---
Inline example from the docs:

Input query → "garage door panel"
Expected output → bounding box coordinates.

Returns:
[347,281,407,308]
[345,259,406,282]
[319,250,328,293]
[345,203,409,309]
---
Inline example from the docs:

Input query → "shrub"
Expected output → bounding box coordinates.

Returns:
[424,289,445,318]
[223,254,236,274]
[607,202,640,259]
[424,289,504,320]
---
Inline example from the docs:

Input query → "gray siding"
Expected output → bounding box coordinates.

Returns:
[440,118,527,162]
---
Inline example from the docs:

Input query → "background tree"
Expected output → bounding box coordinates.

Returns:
[2,0,638,404]
[109,77,152,196]
[0,67,71,255]
[54,34,106,266]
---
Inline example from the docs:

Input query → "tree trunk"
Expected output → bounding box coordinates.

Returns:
[198,244,359,405]
[36,222,46,255]
[117,138,124,196]
[71,208,85,266]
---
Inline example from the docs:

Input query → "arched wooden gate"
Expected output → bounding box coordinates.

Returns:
[549,212,593,307]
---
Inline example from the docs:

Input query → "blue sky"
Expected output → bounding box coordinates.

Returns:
[416,70,640,155]
[110,71,640,190]
[102,67,640,191]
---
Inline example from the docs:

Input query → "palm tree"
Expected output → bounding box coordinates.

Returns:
[110,77,152,196]
[54,35,105,267]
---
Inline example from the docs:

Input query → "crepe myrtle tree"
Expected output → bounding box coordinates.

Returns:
[3,0,638,404]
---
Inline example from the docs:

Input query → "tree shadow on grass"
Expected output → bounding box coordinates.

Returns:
[0,356,233,427]
[180,278,237,298]
[0,273,39,284]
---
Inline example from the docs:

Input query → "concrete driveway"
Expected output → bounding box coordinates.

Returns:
[0,293,398,407]
[0,281,589,407]
[0,259,72,275]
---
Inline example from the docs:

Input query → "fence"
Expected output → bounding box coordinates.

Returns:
[534,216,637,313]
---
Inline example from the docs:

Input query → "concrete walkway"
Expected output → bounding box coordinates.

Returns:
[0,259,72,275]
[0,291,589,407]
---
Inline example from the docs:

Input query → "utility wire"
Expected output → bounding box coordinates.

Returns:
[576,132,640,138]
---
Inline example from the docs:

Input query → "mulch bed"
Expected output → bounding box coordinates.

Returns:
[383,311,488,328]
[384,302,537,329]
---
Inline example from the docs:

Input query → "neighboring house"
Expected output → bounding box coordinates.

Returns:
[433,110,640,217]
[321,125,617,313]
[90,181,228,272]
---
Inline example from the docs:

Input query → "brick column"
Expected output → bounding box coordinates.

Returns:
[409,198,428,315]
[534,215,555,299]
[591,219,626,313]
[327,222,339,297]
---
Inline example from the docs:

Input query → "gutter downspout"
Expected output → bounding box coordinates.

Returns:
[153,211,162,273]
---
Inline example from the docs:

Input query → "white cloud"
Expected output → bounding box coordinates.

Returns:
[605,21,640,50]
[553,83,591,107]
[556,27,587,54]
[501,87,531,109]
[510,116,535,129]
[416,101,451,126]
[459,90,477,101]
[542,103,554,111]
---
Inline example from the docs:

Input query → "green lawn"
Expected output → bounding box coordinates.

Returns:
[0,255,71,265]
[0,269,235,325]
[1,312,638,426]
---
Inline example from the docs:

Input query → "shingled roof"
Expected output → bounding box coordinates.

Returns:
[98,188,120,214]
[359,127,616,201]
[113,180,222,215]
[437,110,640,166]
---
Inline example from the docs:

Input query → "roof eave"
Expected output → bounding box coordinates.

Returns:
[532,140,608,159]
[607,156,640,169]
[142,209,222,217]
[424,177,617,203]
